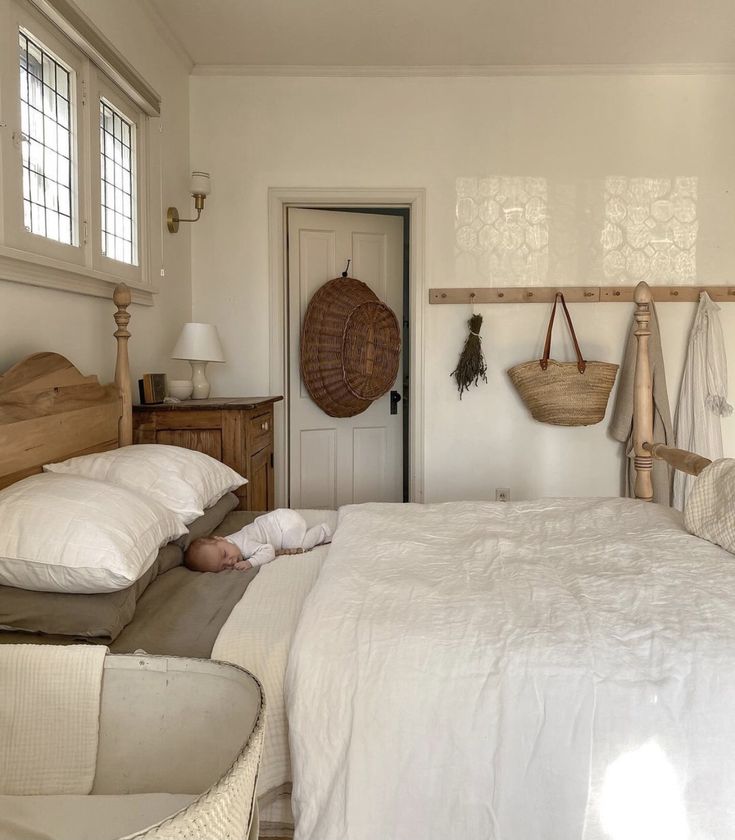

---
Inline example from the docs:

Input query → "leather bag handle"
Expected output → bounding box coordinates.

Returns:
[540,293,586,374]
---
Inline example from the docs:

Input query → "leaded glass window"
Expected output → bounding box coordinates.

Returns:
[19,30,73,245]
[100,99,136,265]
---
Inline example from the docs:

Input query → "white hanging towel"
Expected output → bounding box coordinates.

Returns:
[673,292,733,509]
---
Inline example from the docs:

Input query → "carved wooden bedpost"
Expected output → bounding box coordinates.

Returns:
[632,281,654,501]
[113,284,133,446]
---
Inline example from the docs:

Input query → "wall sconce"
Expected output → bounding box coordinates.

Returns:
[167,171,211,234]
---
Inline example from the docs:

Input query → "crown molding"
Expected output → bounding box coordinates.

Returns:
[191,62,735,78]
[135,0,195,73]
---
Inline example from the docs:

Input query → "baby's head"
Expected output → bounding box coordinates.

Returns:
[184,536,243,572]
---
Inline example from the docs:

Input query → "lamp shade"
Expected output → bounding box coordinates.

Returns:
[172,323,225,362]
[190,171,211,197]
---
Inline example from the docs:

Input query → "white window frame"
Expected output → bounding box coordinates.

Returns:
[0,0,156,303]
[91,76,146,285]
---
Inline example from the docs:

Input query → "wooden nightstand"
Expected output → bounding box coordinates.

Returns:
[133,397,283,511]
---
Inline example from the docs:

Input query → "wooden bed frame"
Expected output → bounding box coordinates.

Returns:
[0,284,133,490]
[631,281,711,500]
[0,280,709,499]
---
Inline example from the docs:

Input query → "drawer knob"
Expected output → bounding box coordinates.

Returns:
[261,420,269,431]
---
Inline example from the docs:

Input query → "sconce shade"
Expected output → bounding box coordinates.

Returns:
[172,323,225,362]
[190,171,211,197]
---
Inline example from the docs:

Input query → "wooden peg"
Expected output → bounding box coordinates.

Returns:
[643,442,711,477]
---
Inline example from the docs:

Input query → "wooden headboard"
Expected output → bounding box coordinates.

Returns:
[0,284,133,490]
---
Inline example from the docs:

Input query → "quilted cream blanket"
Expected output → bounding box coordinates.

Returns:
[0,644,107,795]
[287,499,735,840]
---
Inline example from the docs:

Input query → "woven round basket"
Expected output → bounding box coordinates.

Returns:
[507,359,619,426]
[301,277,401,418]
[343,300,400,400]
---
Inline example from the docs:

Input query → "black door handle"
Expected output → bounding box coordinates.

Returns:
[390,390,402,415]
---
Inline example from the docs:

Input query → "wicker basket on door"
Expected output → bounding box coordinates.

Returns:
[300,276,401,418]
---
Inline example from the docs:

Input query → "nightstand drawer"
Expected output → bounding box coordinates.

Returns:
[248,411,272,453]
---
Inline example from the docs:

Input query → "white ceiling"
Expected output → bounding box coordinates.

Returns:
[148,0,735,70]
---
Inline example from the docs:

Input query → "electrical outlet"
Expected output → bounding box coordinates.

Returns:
[495,487,510,502]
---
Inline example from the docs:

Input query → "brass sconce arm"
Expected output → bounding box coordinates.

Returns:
[167,172,210,234]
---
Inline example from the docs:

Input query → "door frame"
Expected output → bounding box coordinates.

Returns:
[268,187,426,507]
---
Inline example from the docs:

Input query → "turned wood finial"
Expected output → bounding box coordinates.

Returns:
[113,284,133,446]
[634,280,652,306]
[632,281,654,501]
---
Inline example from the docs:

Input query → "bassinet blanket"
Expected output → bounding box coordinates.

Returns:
[0,644,107,795]
[286,499,735,840]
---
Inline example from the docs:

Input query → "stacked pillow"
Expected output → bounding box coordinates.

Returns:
[0,474,187,593]
[684,458,735,553]
[44,444,245,525]
[0,445,246,637]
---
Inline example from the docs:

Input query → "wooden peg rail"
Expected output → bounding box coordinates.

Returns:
[429,286,735,304]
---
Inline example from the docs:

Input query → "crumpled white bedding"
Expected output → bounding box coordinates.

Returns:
[286,498,735,840]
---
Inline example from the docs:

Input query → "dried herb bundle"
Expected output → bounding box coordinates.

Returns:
[451,313,487,398]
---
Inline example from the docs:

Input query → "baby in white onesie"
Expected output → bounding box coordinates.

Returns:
[184,508,332,573]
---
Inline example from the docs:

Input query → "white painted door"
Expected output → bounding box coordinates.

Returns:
[288,208,404,508]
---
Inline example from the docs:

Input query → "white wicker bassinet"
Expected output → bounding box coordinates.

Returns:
[117,657,265,840]
[1,653,264,840]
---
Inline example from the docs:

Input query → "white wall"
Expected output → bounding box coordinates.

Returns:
[0,0,192,388]
[190,74,735,502]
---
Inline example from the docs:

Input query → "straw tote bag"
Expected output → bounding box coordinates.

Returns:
[508,293,618,426]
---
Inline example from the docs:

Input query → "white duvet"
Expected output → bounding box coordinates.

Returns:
[286,499,735,840]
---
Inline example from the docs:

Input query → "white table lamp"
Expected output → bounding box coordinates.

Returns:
[171,323,225,399]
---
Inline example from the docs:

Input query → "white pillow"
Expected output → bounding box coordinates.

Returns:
[0,474,187,594]
[684,458,735,554]
[45,444,246,524]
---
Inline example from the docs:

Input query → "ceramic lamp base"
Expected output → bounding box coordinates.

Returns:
[189,361,211,399]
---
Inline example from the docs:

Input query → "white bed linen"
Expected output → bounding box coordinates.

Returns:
[286,499,735,840]
[212,510,337,815]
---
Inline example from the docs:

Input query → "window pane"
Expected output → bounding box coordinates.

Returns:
[56,95,68,128]
[58,185,70,215]
[30,171,43,204]
[27,39,42,79]
[29,108,42,142]
[44,178,58,211]
[56,68,68,98]
[100,98,137,265]
[43,83,55,116]
[31,202,45,235]
[58,216,71,244]
[19,29,74,244]
[28,74,42,110]
[45,208,59,240]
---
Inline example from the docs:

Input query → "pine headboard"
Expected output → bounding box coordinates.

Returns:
[0,284,133,490]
